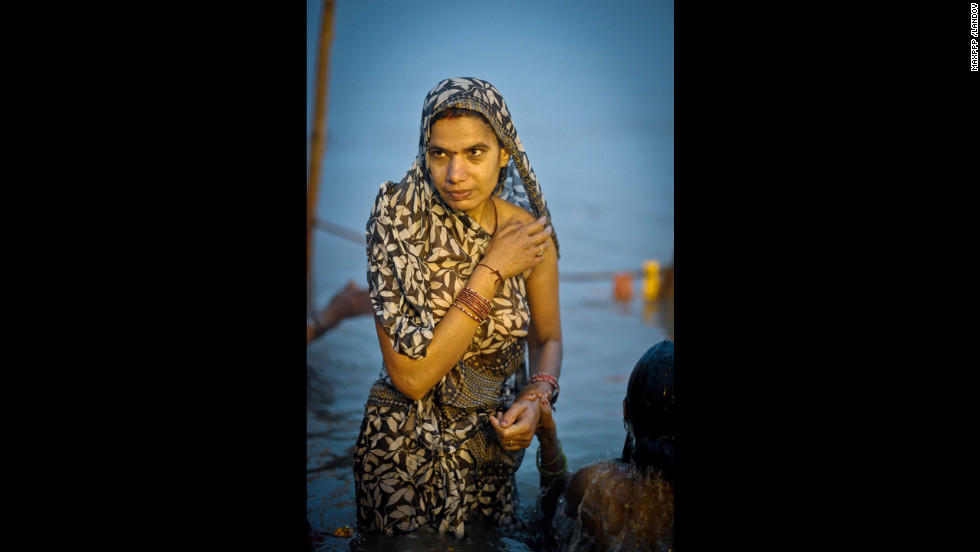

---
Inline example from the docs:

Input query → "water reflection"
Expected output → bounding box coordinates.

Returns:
[644,298,674,342]
[307,277,673,550]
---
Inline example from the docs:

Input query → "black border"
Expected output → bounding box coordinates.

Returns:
[3,2,971,550]
[2,4,306,548]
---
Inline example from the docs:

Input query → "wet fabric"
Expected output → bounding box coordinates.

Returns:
[354,77,554,536]
[353,341,528,536]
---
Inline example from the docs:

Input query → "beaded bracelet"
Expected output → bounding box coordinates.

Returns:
[454,296,488,321]
[529,373,560,406]
[454,288,491,323]
[461,287,492,311]
[457,288,492,317]
[453,301,484,322]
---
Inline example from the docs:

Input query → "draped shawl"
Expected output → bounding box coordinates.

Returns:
[366,77,558,359]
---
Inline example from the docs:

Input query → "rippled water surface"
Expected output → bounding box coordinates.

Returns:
[307,261,673,550]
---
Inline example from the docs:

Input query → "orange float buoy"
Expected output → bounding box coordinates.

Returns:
[613,272,633,301]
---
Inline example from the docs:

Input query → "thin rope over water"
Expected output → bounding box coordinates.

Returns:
[314,218,366,246]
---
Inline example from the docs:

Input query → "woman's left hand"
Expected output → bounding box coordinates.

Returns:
[489,393,543,451]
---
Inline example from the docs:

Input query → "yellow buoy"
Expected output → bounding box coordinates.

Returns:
[643,260,662,301]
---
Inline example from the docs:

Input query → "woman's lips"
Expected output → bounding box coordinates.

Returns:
[445,190,472,201]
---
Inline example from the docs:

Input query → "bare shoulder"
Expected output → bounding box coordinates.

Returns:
[571,459,617,483]
[493,197,537,227]
[566,459,616,511]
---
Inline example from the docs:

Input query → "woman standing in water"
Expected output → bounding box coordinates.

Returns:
[353,77,563,537]
[534,340,674,551]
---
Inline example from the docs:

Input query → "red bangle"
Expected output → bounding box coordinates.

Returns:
[455,288,491,322]
[458,287,492,315]
[529,373,560,405]
[453,301,484,322]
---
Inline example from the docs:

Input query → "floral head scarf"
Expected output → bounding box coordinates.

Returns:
[366,77,557,359]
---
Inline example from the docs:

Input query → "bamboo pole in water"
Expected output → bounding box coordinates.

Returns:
[307,0,335,310]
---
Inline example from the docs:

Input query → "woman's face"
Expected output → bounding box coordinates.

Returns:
[427,115,509,221]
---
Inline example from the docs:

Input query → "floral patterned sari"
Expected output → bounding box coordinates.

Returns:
[354,77,557,537]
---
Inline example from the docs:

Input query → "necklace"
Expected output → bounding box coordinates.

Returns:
[489,197,497,235]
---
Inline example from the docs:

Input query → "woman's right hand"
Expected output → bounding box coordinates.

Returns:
[481,216,553,279]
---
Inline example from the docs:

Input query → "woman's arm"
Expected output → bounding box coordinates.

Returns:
[375,264,499,400]
[490,232,562,448]
[533,395,570,526]
[377,217,554,401]
[525,231,563,397]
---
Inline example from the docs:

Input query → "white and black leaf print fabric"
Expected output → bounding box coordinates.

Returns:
[366,77,555,359]
[355,78,555,537]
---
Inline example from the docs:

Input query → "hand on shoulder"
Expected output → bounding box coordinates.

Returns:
[481,199,553,280]
[492,199,538,228]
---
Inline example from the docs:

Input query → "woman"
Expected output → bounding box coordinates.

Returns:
[534,340,674,551]
[354,77,563,537]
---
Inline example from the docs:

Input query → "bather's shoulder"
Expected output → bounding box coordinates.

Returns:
[565,459,618,510]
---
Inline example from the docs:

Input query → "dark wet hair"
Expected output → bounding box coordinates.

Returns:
[622,340,674,479]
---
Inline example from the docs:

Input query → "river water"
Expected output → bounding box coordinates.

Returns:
[306,2,672,547]
[306,223,673,551]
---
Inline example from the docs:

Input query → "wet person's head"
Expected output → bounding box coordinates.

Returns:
[622,340,674,479]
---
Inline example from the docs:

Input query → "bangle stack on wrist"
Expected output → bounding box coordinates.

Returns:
[453,287,493,323]
[528,372,560,407]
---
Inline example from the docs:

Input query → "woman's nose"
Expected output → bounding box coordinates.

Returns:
[447,156,468,183]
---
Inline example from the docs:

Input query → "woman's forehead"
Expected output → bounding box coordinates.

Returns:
[427,116,499,148]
